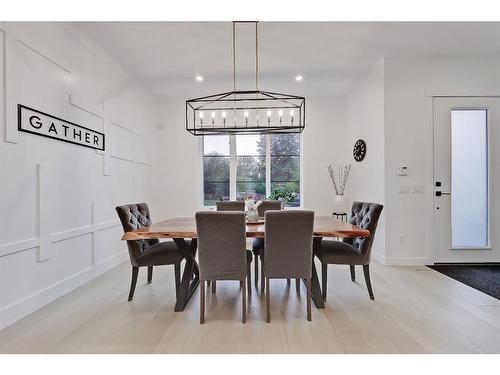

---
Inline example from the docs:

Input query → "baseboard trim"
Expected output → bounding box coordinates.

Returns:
[372,251,386,264]
[383,256,431,266]
[0,251,128,330]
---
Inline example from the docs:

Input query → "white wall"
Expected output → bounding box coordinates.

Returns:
[344,60,385,261]
[384,57,500,265]
[156,96,345,218]
[0,22,160,329]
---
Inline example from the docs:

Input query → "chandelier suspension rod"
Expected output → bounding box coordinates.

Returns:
[232,22,236,127]
[255,21,259,91]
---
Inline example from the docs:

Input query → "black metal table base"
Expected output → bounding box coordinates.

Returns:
[173,238,199,312]
[172,236,325,311]
[307,237,325,309]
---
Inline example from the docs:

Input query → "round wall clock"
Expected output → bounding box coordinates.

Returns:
[353,139,366,162]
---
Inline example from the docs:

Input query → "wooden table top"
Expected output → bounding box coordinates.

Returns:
[121,215,370,240]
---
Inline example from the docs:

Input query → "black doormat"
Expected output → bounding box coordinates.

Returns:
[427,264,500,300]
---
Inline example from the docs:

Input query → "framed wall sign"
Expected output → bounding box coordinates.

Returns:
[18,104,105,151]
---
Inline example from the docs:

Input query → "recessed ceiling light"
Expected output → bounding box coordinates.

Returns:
[295,75,303,82]
[195,75,204,82]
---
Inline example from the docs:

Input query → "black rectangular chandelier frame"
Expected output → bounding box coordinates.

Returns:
[186,89,305,136]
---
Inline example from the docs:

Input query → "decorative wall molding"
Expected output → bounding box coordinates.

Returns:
[0,200,121,260]
[110,154,135,163]
[136,160,155,167]
[0,237,39,257]
[37,163,50,262]
[69,93,104,119]
[4,31,18,144]
[17,39,71,74]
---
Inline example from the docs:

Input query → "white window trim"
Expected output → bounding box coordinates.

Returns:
[201,134,303,209]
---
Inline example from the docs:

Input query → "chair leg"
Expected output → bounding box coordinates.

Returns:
[266,277,270,323]
[295,278,300,294]
[212,280,216,294]
[242,278,247,323]
[350,265,356,282]
[200,280,205,324]
[128,266,139,301]
[174,263,181,298]
[321,263,327,301]
[307,278,312,321]
[147,266,153,284]
[260,256,265,293]
[254,253,259,288]
[247,261,252,295]
[363,264,375,300]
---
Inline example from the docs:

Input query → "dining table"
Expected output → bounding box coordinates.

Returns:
[121,215,370,312]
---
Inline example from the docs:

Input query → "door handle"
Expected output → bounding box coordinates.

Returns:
[435,191,451,196]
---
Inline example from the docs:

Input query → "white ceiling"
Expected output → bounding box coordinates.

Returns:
[75,22,500,99]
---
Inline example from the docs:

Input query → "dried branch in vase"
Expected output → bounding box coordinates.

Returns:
[327,164,352,195]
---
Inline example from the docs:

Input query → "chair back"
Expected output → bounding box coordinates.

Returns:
[195,211,248,281]
[257,200,282,217]
[344,201,384,264]
[264,210,314,279]
[115,203,159,266]
[216,201,245,211]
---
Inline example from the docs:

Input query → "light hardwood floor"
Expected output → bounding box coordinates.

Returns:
[1,259,500,353]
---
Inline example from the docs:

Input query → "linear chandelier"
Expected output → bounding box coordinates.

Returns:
[186,21,306,136]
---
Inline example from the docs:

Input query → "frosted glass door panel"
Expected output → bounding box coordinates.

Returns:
[451,109,488,248]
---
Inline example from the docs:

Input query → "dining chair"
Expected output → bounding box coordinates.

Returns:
[263,210,314,322]
[216,200,245,212]
[195,211,252,324]
[314,201,383,301]
[251,200,282,292]
[214,200,251,294]
[116,203,184,302]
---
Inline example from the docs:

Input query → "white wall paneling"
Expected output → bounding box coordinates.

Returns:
[0,22,160,329]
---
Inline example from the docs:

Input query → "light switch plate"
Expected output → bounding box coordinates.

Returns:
[399,185,411,194]
[412,185,424,193]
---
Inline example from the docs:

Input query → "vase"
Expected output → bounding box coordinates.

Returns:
[247,209,258,223]
[333,194,347,214]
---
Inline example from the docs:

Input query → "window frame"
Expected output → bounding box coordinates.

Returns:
[201,134,303,209]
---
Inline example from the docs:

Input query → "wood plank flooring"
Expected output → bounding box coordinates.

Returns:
[1,259,499,353]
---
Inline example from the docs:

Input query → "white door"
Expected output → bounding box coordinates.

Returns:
[433,97,500,263]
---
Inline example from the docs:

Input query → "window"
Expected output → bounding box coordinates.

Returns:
[203,135,230,206]
[236,135,266,201]
[270,134,301,207]
[451,109,488,248]
[202,134,301,206]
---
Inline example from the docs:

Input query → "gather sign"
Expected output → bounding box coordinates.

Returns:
[18,105,105,151]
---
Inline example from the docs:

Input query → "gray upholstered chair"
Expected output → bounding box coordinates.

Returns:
[263,210,314,322]
[314,201,383,301]
[216,200,245,212]
[116,203,184,301]
[195,211,251,324]
[213,200,251,294]
[251,200,282,291]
